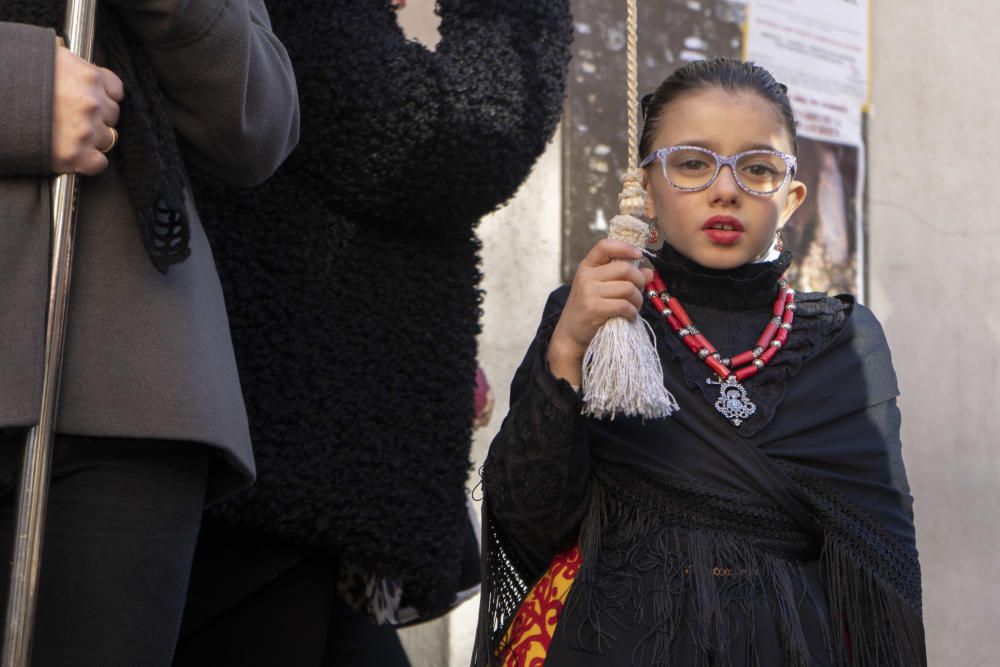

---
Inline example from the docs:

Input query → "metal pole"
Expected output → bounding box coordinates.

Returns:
[1,2,98,664]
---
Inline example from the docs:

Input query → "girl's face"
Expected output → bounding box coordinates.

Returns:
[643,87,807,270]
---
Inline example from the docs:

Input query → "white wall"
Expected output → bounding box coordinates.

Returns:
[868,3,1000,666]
[397,2,1000,666]
[448,132,564,666]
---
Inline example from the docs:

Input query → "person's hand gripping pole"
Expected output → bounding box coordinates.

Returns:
[2,3,99,665]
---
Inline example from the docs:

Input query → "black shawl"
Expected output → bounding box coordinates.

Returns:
[476,247,924,666]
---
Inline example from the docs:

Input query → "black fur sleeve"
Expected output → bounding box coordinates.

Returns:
[266,0,573,235]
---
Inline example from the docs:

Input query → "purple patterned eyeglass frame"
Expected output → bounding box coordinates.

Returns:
[639,145,797,196]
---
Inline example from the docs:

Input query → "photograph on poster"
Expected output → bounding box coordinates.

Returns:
[782,138,860,295]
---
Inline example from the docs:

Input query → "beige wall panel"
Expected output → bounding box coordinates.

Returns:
[869,3,1000,666]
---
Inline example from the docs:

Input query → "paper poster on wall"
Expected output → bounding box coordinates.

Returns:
[744,0,869,146]
[743,0,870,298]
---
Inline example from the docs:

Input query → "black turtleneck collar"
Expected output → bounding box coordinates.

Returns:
[646,243,793,310]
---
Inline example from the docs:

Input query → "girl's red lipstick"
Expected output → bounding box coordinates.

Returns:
[702,216,744,245]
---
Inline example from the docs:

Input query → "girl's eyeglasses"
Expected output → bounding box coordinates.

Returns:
[640,145,797,196]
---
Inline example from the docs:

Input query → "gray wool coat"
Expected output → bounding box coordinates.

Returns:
[0,1,299,503]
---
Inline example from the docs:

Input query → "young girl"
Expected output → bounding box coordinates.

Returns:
[474,58,925,666]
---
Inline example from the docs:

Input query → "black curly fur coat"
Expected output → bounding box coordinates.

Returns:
[191,0,572,618]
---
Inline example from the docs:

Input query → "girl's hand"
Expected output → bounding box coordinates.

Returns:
[51,38,125,176]
[547,239,653,386]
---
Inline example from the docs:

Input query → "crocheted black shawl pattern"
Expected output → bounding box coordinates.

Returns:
[0,1,190,272]
[475,247,925,666]
[190,0,572,619]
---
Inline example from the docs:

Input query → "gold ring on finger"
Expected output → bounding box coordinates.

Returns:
[99,127,118,154]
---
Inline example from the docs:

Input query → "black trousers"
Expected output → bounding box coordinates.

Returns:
[0,433,209,666]
[175,519,412,667]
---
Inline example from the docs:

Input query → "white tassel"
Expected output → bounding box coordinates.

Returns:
[580,0,678,420]
[581,214,679,420]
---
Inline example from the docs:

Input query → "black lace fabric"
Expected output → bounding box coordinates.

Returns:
[474,299,594,665]
[481,308,592,579]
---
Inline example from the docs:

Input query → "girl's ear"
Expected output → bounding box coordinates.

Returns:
[779,178,807,226]
[643,171,657,219]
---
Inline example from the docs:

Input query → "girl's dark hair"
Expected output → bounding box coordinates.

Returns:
[639,57,798,159]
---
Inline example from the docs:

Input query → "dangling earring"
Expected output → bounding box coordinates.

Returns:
[647,223,659,246]
[775,229,784,253]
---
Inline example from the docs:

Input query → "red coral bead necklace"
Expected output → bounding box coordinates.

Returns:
[645,270,796,426]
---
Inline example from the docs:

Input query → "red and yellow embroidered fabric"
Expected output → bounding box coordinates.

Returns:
[497,546,581,667]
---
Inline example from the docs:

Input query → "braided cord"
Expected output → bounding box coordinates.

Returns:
[626,0,639,170]
[617,0,645,217]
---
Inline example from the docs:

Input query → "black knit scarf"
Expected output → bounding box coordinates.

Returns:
[1,1,190,272]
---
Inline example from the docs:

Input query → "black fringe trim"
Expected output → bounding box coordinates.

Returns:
[565,475,826,667]
[473,503,531,667]
[820,534,926,666]
[785,464,926,666]
[475,463,926,667]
